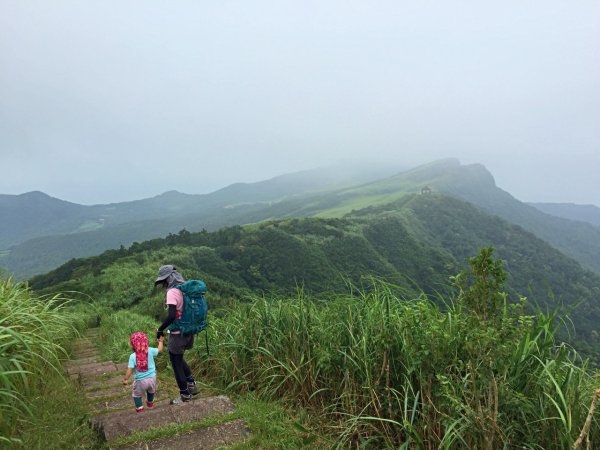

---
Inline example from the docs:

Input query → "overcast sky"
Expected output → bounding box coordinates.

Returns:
[1,1,599,206]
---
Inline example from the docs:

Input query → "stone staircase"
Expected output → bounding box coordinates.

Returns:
[67,328,250,449]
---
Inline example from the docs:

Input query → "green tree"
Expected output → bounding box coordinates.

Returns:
[453,246,508,321]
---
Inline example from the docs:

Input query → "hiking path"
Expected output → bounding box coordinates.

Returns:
[67,328,251,449]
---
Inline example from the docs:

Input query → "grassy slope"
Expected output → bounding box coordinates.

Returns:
[297,159,600,275]
[74,273,600,448]
[30,193,600,362]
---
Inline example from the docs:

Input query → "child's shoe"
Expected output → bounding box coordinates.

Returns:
[136,406,144,413]
[146,401,154,408]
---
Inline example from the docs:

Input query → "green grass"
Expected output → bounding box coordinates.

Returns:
[313,192,408,218]
[0,270,403,448]
[0,275,94,445]
[73,220,104,233]
[97,310,164,364]
[183,251,600,449]
[15,373,106,449]
[227,395,334,449]
[13,248,600,448]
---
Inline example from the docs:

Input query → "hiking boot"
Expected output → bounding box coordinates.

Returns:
[170,393,192,405]
[136,406,144,413]
[187,382,199,396]
[146,401,154,408]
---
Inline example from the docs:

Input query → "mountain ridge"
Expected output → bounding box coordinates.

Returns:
[529,202,600,226]
[3,159,600,279]
[0,164,404,250]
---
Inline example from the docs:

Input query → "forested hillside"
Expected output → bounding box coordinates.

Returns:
[296,159,600,274]
[31,193,600,362]
[5,159,600,280]
[413,160,600,273]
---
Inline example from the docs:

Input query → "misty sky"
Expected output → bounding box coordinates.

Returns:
[1,1,599,206]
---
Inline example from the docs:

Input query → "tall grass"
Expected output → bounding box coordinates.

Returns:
[98,310,166,367]
[189,257,600,449]
[84,248,600,448]
[0,276,90,445]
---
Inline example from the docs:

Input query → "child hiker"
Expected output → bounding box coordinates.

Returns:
[123,332,163,412]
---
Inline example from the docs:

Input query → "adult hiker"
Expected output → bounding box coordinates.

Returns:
[155,264,199,404]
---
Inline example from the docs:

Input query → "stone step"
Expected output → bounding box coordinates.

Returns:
[67,361,116,376]
[75,360,126,374]
[91,395,236,442]
[65,356,98,368]
[72,347,98,354]
[86,384,130,399]
[73,346,100,353]
[84,374,124,391]
[65,337,249,449]
[80,364,119,378]
[72,345,99,352]
[72,341,96,350]
[113,419,251,450]
[93,398,170,414]
[80,362,128,379]
[73,350,101,359]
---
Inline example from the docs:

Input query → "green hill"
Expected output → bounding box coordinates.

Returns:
[253,159,600,274]
[0,191,90,249]
[419,160,600,274]
[0,164,402,278]
[31,193,600,362]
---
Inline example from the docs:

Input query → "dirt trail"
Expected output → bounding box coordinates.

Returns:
[67,329,250,449]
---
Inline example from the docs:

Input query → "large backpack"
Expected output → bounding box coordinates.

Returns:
[167,280,208,336]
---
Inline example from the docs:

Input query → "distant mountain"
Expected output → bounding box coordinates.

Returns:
[528,202,600,227]
[274,158,600,274]
[0,163,405,278]
[0,191,89,249]
[4,158,600,280]
[412,160,600,274]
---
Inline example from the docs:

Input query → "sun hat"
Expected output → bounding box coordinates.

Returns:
[154,265,176,285]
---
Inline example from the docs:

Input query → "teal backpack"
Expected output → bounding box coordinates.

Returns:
[167,280,209,352]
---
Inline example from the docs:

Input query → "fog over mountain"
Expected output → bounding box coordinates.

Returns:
[1,1,599,205]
